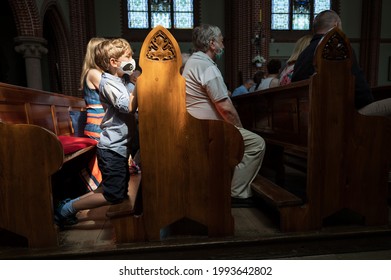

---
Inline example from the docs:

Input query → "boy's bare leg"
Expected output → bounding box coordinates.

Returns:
[72,192,109,211]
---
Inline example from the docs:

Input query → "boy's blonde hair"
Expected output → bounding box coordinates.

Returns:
[95,38,132,73]
[80,37,105,89]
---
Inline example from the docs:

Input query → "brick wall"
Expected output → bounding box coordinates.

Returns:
[225,0,271,91]
[8,0,95,97]
[9,0,42,37]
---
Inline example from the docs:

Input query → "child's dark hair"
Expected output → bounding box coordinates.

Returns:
[253,70,264,90]
[267,59,281,74]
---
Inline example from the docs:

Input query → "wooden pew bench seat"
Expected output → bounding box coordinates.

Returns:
[59,135,97,163]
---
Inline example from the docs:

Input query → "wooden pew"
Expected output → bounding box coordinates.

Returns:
[135,25,244,240]
[105,26,244,243]
[106,26,244,243]
[233,27,391,232]
[0,83,97,248]
[372,85,391,101]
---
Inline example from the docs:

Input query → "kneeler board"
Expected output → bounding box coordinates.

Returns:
[137,25,244,240]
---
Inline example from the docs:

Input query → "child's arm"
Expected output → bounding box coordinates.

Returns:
[100,78,135,114]
[86,68,102,90]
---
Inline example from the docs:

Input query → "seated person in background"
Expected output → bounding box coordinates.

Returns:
[279,34,312,86]
[54,38,139,226]
[182,24,265,205]
[249,70,265,92]
[232,78,254,97]
[292,9,391,116]
[258,59,281,90]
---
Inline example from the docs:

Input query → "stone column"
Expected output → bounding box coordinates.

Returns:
[14,36,48,90]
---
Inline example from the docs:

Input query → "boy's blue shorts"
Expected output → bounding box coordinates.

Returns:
[97,148,130,204]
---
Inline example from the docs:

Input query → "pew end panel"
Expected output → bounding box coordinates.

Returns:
[372,85,391,101]
[344,114,391,225]
[186,117,243,237]
[137,25,243,240]
[0,82,86,136]
[306,27,390,228]
[234,27,391,232]
[0,82,101,248]
[0,122,63,248]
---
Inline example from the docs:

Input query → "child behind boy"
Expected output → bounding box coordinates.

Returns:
[54,38,138,226]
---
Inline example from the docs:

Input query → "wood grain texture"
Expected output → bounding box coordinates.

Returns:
[0,83,89,248]
[137,26,244,240]
[0,82,85,135]
[234,27,391,232]
[0,123,63,247]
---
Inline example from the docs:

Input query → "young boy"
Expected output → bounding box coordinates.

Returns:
[54,38,138,226]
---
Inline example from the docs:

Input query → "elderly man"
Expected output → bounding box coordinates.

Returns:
[182,24,266,206]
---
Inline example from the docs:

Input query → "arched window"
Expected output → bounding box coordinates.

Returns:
[270,0,339,42]
[122,0,199,41]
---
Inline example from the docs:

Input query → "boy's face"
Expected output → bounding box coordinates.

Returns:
[109,49,133,77]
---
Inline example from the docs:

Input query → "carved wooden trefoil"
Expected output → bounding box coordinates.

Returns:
[146,30,176,61]
[322,32,349,61]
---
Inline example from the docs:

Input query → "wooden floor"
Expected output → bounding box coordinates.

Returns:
[1,166,391,260]
[1,202,391,259]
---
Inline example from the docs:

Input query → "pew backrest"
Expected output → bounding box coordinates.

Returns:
[235,79,310,157]
[0,82,85,136]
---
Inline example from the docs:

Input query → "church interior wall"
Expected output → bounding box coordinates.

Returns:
[1,0,390,94]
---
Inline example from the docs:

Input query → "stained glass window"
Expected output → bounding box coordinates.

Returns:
[127,0,194,29]
[128,0,148,28]
[314,0,331,15]
[271,0,331,30]
[271,0,290,30]
[173,0,193,29]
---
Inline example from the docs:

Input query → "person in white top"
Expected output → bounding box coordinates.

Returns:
[182,24,266,204]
